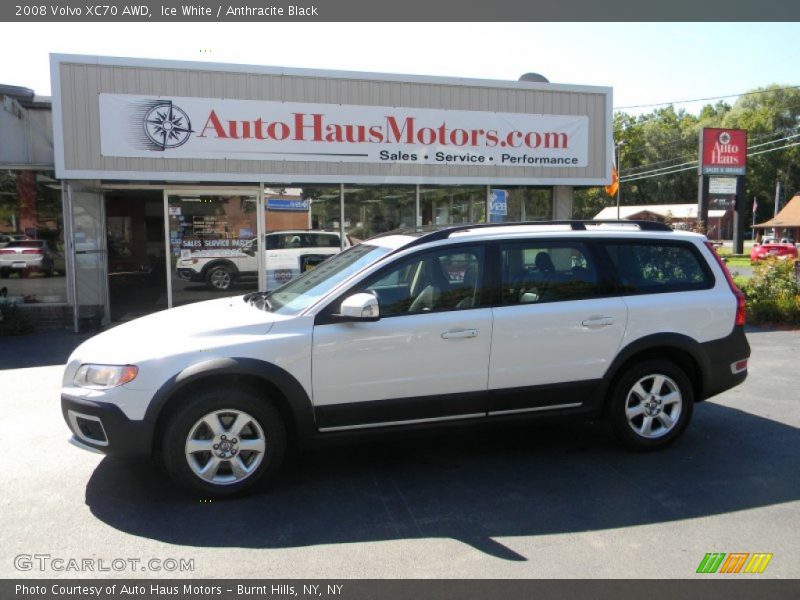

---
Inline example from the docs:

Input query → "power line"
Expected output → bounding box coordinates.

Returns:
[621,164,698,183]
[748,140,800,158]
[625,127,800,169]
[619,139,800,183]
[614,85,800,110]
[620,132,800,179]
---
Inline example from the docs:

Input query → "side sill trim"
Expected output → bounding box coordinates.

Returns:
[488,402,583,416]
[317,400,585,433]
[318,412,486,433]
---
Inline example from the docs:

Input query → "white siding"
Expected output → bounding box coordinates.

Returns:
[54,56,611,184]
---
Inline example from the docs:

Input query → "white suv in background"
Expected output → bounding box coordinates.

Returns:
[176,230,349,291]
[62,221,750,497]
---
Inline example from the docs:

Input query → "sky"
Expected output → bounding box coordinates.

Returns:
[0,22,798,115]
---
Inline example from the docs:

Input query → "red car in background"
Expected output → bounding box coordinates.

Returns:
[750,241,799,264]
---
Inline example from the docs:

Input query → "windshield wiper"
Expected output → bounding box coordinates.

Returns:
[243,291,273,312]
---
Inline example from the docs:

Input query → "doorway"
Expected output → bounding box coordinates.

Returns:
[105,190,167,322]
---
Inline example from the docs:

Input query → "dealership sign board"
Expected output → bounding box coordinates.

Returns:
[700,128,747,175]
[99,94,589,168]
[708,176,738,194]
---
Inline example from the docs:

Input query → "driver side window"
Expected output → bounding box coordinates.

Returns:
[362,246,484,317]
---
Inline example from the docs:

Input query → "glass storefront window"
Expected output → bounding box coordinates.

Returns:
[0,170,67,305]
[305,186,341,234]
[419,185,486,229]
[344,185,416,243]
[490,186,553,223]
[169,193,259,305]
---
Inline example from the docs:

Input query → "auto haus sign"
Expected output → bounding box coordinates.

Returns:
[99,93,589,168]
[700,128,748,175]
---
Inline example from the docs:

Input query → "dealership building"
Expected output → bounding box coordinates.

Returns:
[0,54,612,330]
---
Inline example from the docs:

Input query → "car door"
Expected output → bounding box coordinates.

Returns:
[487,239,628,415]
[311,244,492,431]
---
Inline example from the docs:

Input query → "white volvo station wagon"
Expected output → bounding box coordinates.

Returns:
[62,221,750,496]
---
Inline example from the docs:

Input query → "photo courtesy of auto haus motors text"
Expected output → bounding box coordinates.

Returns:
[14,583,344,597]
[99,94,589,167]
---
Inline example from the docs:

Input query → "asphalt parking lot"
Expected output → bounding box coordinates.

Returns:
[0,326,798,578]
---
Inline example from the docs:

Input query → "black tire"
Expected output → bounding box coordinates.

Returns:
[204,264,235,291]
[0,269,9,279]
[204,264,237,292]
[608,359,694,450]
[162,385,287,498]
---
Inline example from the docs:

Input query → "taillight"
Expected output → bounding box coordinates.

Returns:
[21,249,41,254]
[705,242,746,326]
[0,249,15,254]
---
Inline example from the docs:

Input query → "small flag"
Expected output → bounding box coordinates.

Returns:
[605,162,619,197]
[752,197,758,213]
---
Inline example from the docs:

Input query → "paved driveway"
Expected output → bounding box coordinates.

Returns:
[0,327,798,578]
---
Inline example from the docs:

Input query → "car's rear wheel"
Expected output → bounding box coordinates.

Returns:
[205,264,235,291]
[162,386,286,497]
[608,359,694,450]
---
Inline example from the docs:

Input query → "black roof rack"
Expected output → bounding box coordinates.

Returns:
[398,219,672,250]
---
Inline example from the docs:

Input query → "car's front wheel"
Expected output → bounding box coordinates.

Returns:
[162,386,286,497]
[608,359,694,450]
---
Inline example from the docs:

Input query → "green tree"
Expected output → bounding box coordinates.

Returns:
[577,85,800,226]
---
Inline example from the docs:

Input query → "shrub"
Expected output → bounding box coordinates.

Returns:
[741,259,800,325]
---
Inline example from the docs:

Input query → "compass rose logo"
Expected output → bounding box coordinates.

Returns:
[143,102,193,149]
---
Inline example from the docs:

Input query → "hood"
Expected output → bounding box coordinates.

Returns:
[70,296,283,365]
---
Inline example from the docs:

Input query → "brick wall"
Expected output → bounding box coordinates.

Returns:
[17,305,73,330]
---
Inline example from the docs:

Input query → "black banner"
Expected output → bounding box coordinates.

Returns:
[3,0,800,22]
[4,580,800,600]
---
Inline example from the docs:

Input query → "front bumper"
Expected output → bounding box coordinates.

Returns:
[61,394,154,458]
[176,268,203,282]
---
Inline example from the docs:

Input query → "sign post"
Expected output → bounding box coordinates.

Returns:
[698,128,747,252]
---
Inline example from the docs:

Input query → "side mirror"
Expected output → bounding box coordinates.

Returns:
[336,293,380,322]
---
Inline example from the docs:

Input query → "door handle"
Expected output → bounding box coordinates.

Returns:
[441,328,478,339]
[582,317,614,328]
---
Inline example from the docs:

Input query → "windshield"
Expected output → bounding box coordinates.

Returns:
[258,244,392,315]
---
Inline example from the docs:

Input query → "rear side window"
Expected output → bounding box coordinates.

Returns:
[499,241,603,304]
[603,242,713,294]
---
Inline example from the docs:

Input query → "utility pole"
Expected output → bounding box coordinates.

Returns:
[616,141,624,219]
[773,179,781,239]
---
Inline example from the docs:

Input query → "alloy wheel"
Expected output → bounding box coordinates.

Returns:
[624,373,683,439]
[185,409,266,485]
[209,268,231,290]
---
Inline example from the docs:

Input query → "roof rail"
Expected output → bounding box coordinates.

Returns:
[399,219,672,249]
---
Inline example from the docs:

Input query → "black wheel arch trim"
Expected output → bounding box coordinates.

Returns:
[602,332,713,400]
[144,357,316,441]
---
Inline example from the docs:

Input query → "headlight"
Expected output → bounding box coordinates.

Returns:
[73,364,139,389]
